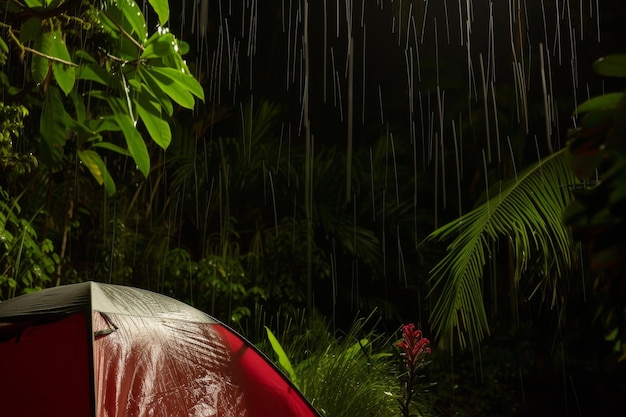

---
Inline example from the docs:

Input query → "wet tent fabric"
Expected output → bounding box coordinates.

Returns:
[0,282,320,417]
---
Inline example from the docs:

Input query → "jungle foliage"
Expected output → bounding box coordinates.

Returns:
[2,1,626,415]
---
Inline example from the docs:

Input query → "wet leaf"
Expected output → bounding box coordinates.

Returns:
[141,67,194,109]
[31,31,52,83]
[113,113,150,177]
[118,0,147,42]
[89,116,122,133]
[77,149,116,196]
[576,92,625,114]
[18,17,41,43]
[70,90,86,123]
[40,86,68,168]
[138,71,174,116]
[137,90,171,149]
[144,66,204,108]
[593,54,626,78]
[148,0,169,25]
[141,33,177,59]
[50,29,75,95]
[92,141,130,156]
[265,327,298,386]
[22,0,44,8]
[76,64,110,85]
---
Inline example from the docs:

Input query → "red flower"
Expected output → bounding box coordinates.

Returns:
[397,323,431,370]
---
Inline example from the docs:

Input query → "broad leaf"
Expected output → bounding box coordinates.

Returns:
[115,0,147,42]
[576,92,624,114]
[140,67,195,109]
[77,149,116,196]
[92,142,131,156]
[113,113,150,177]
[593,54,626,78]
[148,0,170,25]
[19,18,41,43]
[136,90,171,149]
[31,31,52,83]
[69,91,85,123]
[141,33,177,59]
[265,327,298,386]
[50,29,75,95]
[89,116,123,133]
[151,66,205,101]
[76,64,111,85]
[40,86,68,168]
[137,69,173,115]
[22,0,44,7]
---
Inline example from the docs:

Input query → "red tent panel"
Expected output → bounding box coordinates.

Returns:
[0,313,92,416]
[214,324,317,417]
[93,312,249,417]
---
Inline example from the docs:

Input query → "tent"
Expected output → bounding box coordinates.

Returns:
[0,282,321,417]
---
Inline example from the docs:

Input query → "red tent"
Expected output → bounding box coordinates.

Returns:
[0,282,320,417]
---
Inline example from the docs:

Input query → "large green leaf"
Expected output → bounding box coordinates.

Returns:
[593,54,626,78]
[140,67,194,109]
[49,29,75,95]
[148,0,170,26]
[76,64,110,85]
[77,149,116,196]
[141,67,203,109]
[18,17,41,43]
[136,90,171,149]
[31,31,52,83]
[92,141,130,156]
[141,32,177,59]
[138,72,174,116]
[113,113,150,177]
[576,92,624,114]
[151,66,205,101]
[424,150,577,350]
[114,0,147,42]
[39,86,68,168]
[22,0,45,8]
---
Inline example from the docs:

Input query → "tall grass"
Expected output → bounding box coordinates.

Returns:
[253,310,433,417]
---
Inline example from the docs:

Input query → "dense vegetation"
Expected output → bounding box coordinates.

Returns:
[2,1,625,415]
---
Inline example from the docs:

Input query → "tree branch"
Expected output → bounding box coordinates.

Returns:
[1,24,78,67]
[102,10,145,52]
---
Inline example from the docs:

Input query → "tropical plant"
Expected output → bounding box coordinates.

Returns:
[0,0,204,196]
[396,323,432,417]
[564,53,626,359]
[260,313,434,417]
[0,187,58,299]
[564,54,626,273]
[423,149,578,350]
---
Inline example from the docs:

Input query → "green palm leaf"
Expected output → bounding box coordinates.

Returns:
[425,149,577,350]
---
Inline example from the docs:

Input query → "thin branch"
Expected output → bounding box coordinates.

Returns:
[2,25,78,67]
[24,45,78,67]
[102,10,145,52]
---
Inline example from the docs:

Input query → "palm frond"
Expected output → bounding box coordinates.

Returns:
[424,149,577,350]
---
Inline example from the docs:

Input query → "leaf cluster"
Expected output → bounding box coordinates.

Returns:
[564,54,626,360]
[423,150,577,350]
[564,54,626,272]
[1,0,204,195]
